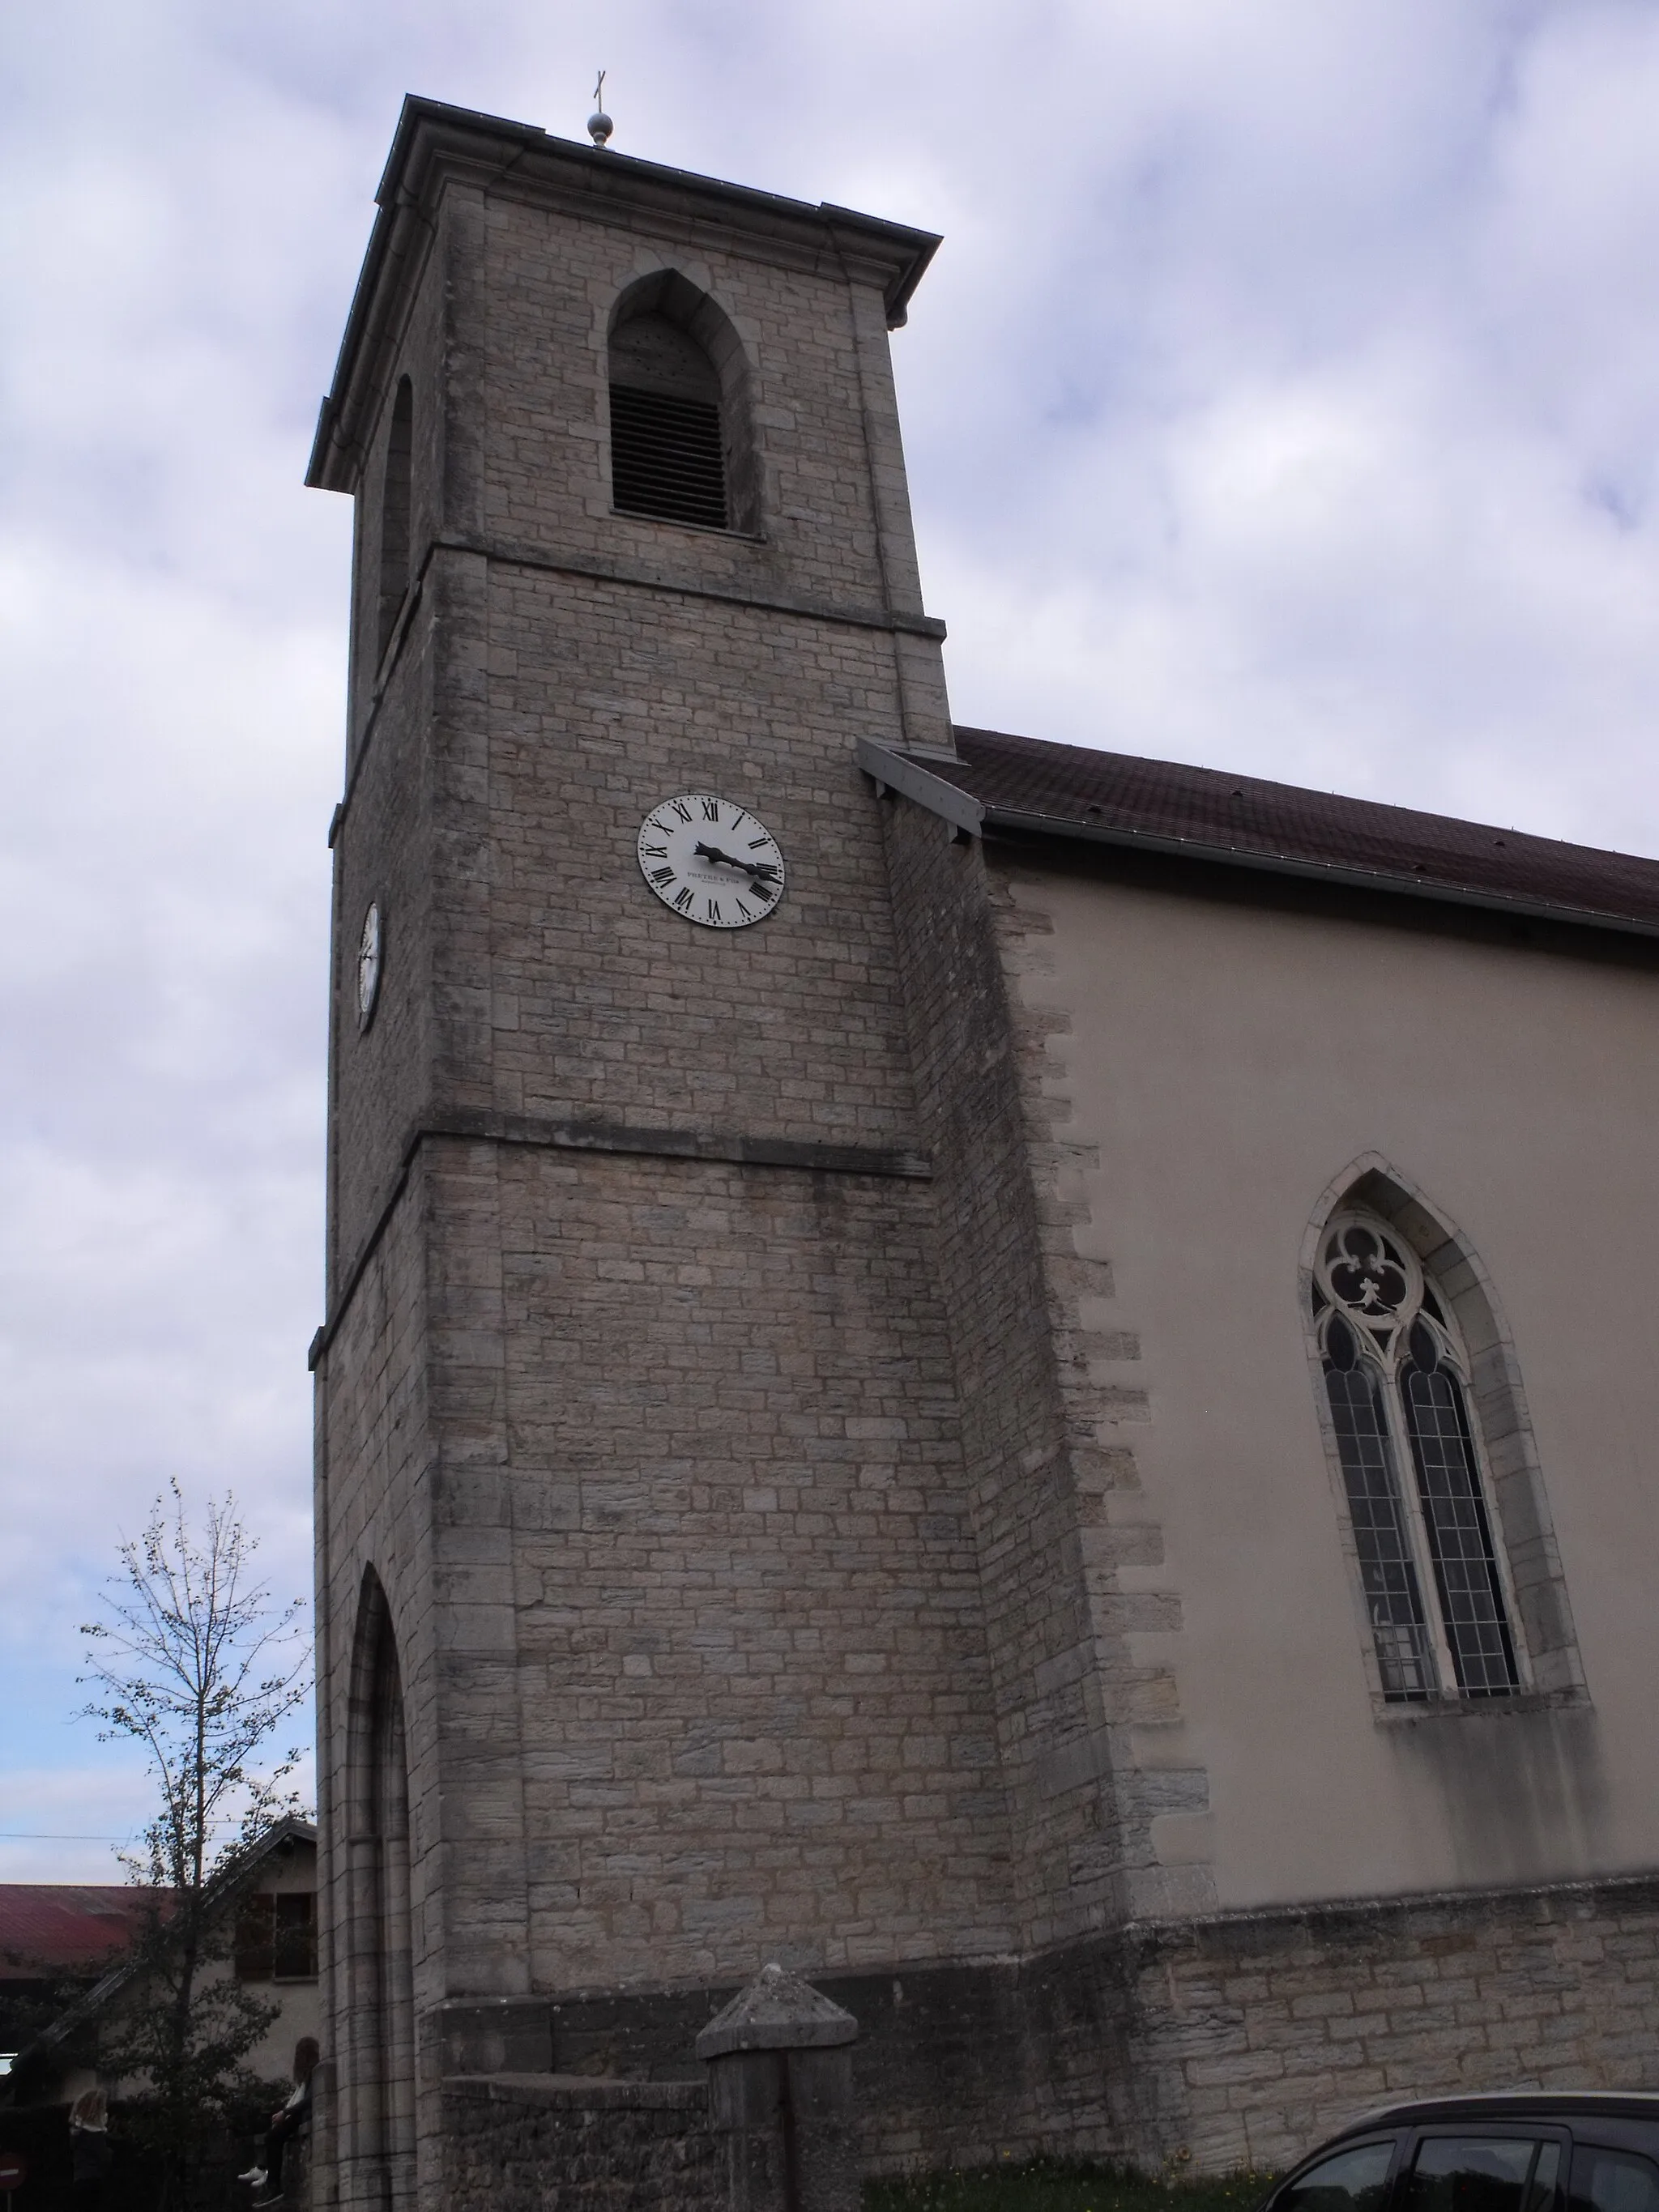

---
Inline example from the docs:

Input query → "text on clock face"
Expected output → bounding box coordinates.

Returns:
[637,794,787,929]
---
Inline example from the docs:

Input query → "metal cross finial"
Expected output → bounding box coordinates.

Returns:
[587,70,613,149]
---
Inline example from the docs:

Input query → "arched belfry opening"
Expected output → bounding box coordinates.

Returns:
[607,272,755,532]
[377,377,413,663]
[343,1570,416,2211]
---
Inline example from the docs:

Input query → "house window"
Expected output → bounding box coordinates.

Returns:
[1314,1213,1520,1703]
[234,1893,318,1982]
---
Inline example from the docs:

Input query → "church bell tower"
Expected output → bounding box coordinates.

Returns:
[307,97,1013,2212]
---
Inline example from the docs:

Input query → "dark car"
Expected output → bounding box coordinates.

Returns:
[1261,2095,1659,2212]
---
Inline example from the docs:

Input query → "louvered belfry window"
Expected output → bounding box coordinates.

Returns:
[377,376,413,661]
[609,311,729,530]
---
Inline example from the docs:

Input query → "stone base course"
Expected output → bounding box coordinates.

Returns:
[1084,1872,1659,2172]
[424,1873,1659,2192]
[442,2075,723,2212]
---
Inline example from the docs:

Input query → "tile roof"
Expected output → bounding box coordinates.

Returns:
[0,1888,161,1978]
[878,726,1659,938]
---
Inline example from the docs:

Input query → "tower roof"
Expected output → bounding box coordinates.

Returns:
[306,96,940,492]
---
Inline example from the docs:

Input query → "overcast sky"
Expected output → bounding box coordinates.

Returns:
[4,0,1659,1882]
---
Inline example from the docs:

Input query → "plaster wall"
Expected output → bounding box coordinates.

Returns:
[994,851,1659,1911]
[237,1840,325,2085]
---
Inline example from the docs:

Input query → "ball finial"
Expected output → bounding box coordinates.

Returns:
[587,69,613,148]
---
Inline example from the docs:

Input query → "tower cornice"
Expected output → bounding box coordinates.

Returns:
[305,94,940,493]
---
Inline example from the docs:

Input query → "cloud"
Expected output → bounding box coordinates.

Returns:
[6,0,1659,1870]
[0,1766,157,1887]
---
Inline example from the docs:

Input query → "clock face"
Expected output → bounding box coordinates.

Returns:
[356,903,382,1028]
[637,795,786,929]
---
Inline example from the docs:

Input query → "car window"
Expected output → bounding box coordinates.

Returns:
[1403,2137,1561,2212]
[1279,2139,1398,2212]
[1533,2145,1563,2211]
[1571,2149,1659,2212]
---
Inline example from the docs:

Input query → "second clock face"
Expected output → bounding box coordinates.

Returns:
[356,902,382,1028]
[637,794,786,929]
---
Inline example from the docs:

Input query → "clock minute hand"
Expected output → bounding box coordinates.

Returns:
[694,841,778,883]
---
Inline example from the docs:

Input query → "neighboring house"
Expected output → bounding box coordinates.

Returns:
[0,1886,160,2073]
[6,1820,319,2108]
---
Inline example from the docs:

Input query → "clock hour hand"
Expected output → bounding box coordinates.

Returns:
[694,840,778,884]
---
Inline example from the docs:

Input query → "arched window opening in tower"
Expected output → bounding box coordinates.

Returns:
[608,312,730,530]
[377,377,413,663]
[1313,1212,1521,1703]
[343,1570,415,2205]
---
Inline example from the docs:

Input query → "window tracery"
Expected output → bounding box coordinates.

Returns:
[1314,1213,1520,1703]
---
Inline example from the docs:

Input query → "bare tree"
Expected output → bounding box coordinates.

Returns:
[78,1482,312,2205]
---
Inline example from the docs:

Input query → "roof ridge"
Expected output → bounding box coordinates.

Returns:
[950,723,1658,872]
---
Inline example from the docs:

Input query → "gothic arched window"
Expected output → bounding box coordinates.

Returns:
[1314,1213,1520,1703]
[344,1569,415,2206]
[377,375,413,663]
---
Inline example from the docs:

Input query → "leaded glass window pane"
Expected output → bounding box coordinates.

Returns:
[1324,1358,1439,1701]
[1402,1359,1520,1695]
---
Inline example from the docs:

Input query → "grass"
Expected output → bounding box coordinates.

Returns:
[865,2158,1277,2212]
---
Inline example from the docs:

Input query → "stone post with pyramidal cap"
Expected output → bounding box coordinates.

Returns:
[695,1964,860,2212]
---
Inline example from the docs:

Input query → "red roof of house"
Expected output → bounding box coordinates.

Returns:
[0,1887,163,1979]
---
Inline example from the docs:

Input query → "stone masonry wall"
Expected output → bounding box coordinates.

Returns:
[321,137,1026,2019]
[417,1874,1659,2184]
[441,2075,723,2212]
[313,1164,439,2212]
[874,785,1098,1950]
[327,193,450,1289]
[419,1134,1016,1993]
[878,785,1197,1954]
[313,122,987,2212]
[1019,1873,1659,2174]
[978,841,1216,1922]
[446,570,928,1152]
